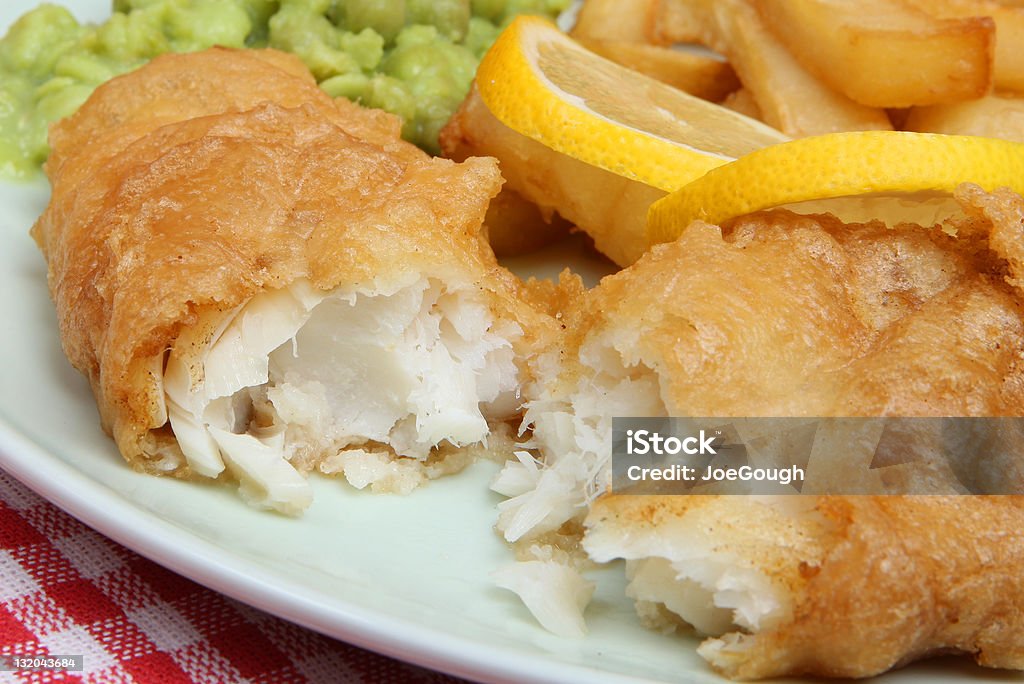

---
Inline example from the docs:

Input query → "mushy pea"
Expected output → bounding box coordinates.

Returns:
[0,0,570,179]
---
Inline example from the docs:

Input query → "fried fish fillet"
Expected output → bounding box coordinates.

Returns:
[33,49,557,513]
[41,47,416,208]
[492,186,1024,674]
[497,185,1024,542]
[584,494,1024,679]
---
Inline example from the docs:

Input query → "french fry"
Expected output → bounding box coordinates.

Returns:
[703,0,892,136]
[887,108,912,130]
[577,39,740,101]
[648,0,717,44]
[441,88,573,255]
[480,187,573,257]
[904,93,1024,142]
[755,0,994,107]
[721,87,763,120]
[571,0,665,44]
[903,0,1024,93]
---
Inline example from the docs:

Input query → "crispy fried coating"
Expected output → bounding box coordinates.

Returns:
[553,187,1024,678]
[553,187,1024,418]
[501,185,1024,538]
[38,49,414,245]
[44,48,408,175]
[585,494,1024,679]
[32,49,552,475]
[496,187,1024,546]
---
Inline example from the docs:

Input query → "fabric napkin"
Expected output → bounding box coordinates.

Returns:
[0,469,468,683]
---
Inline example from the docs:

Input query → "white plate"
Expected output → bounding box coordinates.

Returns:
[0,3,1005,682]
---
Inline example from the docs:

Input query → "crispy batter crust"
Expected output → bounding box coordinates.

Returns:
[32,49,554,474]
[550,189,1024,417]
[586,494,1024,679]
[574,187,1024,678]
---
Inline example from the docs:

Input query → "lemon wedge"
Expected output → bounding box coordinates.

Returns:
[475,16,788,192]
[648,131,1024,243]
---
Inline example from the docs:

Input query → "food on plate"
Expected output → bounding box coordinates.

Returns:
[474,16,786,192]
[441,0,1024,269]
[42,47,411,181]
[14,0,1024,679]
[583,494,1024,679]
[441,85,666,265]
[447,4,1024,267]
[0,0,570,178]
[720,87,762,119]
[32,48,557,514]
[442,16,785,266]
[569,0,739,101]
[0,0,267,179]
[673,0,894,136]
[477,186,573,257]
[573,38,740,102]
[492,185,1024,672]
[755,0,995,107]
[904,93,1024,141]
[647,131,1024,242]
[902,0,1024,93]
[497,184,1024,541]
[569,0,660,43]
[645,0,1024,134]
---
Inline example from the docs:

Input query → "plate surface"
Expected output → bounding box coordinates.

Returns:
[0,2,1007,682]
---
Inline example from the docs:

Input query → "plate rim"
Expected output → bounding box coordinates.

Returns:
[0,417,658,684]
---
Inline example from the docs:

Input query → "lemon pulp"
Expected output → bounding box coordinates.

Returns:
[475,16,787,192]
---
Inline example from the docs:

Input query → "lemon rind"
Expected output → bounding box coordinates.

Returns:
[476,16,785,192]
[647,131,1024,243]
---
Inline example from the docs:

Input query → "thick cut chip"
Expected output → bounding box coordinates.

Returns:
[570,0,664,43]
[903,0,1024,93]
[721,87,763,120]
[700,0,892,136]
[576,39,740,101]
[905,93,1024,142]
[647,0,716,44]
[756,0,995,107]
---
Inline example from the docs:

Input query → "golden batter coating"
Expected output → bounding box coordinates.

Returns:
[32,49,556,510]
[546,187,1024,420]
[493,185,1024,677]
[584,494,1024,679]
[44,47,409,179]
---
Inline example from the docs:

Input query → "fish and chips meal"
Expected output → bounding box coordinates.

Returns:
[9,0,1024,679]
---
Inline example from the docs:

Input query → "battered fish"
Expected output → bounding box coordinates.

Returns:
[33,49,557,514]
[584,494,1024,679]
[492,186,1024,674]
[497,186,1024,542]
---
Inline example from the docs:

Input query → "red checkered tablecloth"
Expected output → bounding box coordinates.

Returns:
[0,469,470,683]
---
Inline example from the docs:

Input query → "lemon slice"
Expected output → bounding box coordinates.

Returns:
[648,131,1024,243]
[475,16,788,192]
